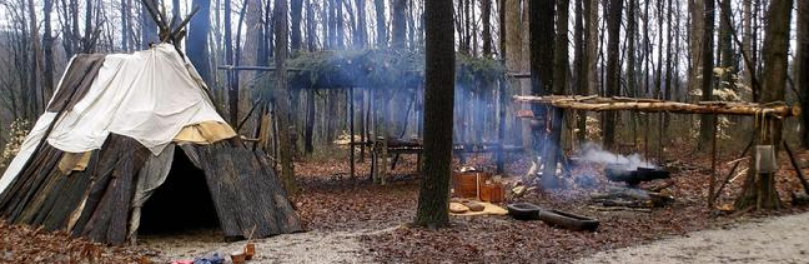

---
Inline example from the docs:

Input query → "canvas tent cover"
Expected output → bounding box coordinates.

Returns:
[0,44,301,244]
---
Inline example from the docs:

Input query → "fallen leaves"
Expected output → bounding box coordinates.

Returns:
[0,220,151,263]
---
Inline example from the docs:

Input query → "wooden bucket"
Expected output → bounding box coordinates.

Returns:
[480,182,504,203]
[453,171,491,198]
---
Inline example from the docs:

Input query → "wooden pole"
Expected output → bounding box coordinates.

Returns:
[497,80,506,174]
[709,114,718,208]
[350,87,356,182]
[711,137,754,204]
[783,141,809,193]
[515,95,801,117]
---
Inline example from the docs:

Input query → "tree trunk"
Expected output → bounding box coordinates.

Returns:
[188,0,213,85]
[603,0,622,149]
[43,0,55,98]
[355,0,368,48]
[415,0,455,229]
[696,0,715,151]
[374,0,388,47]
[27,0,43,113]
[140,0,158,48]
[335,0,344,48]
[718,0,734,91]
[529,0,555,185]
[736,0,793,211]
[482,0,493,56]
[800,0,809,148]
[274,0,297,194]
[392,0,407,49]
[541,0,568,188]
[585,0,598,128]
[291,0,303,51]
[224,0,237,125]
[306,0,316,51]
[742,0,755,92]
[689,0,705,101]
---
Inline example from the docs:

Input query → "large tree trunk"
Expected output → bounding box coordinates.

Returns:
[736,0,793,211]
[414,0,454,228]
[602,0,622,149]
[541,0,568,188]
[188,0,213,85]
[799,0,809,148]
[529,0,555,186]
[505,0,528,151]
[274,0,297,194]
[696,0,715,151]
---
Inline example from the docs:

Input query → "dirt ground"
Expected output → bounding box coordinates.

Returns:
[575,211,809,264]
[140,228,387,264]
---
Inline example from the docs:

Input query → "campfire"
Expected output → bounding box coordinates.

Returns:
[604,164,671,186]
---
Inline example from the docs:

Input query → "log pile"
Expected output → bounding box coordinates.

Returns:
[515,95,801,117]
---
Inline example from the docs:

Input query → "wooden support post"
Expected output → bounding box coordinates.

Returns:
[380,137,388,185]
[783,141,809,194]
[709,114,718,208]
[711,138,754,204]
[496,80,506,174]
[350,88,356,182]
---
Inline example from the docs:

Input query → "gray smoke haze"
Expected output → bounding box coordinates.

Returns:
[577,142,655,170]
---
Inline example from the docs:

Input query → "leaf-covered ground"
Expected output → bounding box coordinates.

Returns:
[2,142,807,263]
[0,220,153,263]
[292,143,809,263]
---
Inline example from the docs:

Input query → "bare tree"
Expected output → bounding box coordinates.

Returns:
[415,0,455,228]
[736,0,793,210]
[602,0,622,149]
[274,0,297,194]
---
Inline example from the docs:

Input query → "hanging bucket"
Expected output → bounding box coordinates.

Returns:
[755,145,777,174]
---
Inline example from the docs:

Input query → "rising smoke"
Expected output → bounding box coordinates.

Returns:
[576,142,655,170]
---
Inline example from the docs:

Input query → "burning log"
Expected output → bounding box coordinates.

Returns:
[604,166,671,186]
[591,187,674,209]
[515,95,800,117]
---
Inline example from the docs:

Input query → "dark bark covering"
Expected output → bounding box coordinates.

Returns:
[414,0,454,228]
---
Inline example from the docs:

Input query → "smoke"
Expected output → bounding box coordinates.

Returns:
[576,142,655,170]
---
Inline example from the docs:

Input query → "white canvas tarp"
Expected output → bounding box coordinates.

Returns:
[0,44,230,195]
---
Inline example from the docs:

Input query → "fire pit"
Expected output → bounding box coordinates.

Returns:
[604,165,670,186]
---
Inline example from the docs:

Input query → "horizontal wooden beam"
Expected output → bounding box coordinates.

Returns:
[216,65,303,72]
[514,95,801,117]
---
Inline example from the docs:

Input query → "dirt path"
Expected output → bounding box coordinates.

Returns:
[141,227,396,264]
[575,212,809,264]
